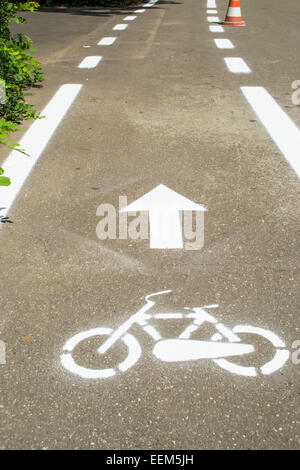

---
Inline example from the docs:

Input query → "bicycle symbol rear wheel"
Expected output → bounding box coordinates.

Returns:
[61,327,141,379]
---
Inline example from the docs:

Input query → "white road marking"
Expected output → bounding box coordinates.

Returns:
[233,325,286,348]
[135,9,146,13]
[213,324,289,376]
[113,24,128,30]
[143,0,158,6]
[150,209,182,248]
[207,16,220,22]
[224,57,251,73]
[98,37,116,45]
[241,87,300,178]
[153,339,254,362]
[61,292,289,379]
[207,0,216,7]
[154,313,183,319]
[118,334,142,372]
[179,324,199,339]
[97,290,171,356]
[209,25,224,32]
[124,15,137,21]
[63,327,113,352]
[61,353,116,378]
[211,333,223,341]
[261,350,290,375]
[61,327,141,379]
[214,39,234,49]
[78,56,102,69]
[143,325,162,341]
[213,359,257,377]
[215,323,241,342]
[120,184,206,249]
[207,9,218,14]
[0,84,82,218]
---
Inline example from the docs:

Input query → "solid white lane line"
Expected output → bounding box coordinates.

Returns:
[98,37,116,45]
[113,24,128,30]
[214,38,234,49]
[207,16,220,22]
[224,57,251,73]
[207,0,216,7]
[241,87,300,178]
[209,25,224,32]
[124,15,137,20]
[78,56,102,69]
[135,9,145,12]
[207,9,217,13]
[0,84,82,218]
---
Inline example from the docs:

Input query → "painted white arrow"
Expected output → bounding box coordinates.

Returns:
[120,184,206,249]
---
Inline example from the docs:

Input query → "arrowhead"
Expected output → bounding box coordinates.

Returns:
[120,184,206,212]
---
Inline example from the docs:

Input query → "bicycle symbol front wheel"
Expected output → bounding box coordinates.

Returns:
[61,327,141,379]
[212,325,289,377]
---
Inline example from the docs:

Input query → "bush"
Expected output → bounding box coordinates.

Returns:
[0,0,44,181]
[38,0,140,7]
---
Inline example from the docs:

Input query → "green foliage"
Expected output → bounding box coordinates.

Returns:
[0,118,28,154]
[37,0,140,6]
[1,2,40,33]
[0,1,43,185]
[0,33,43,121]
[0,166,11,186]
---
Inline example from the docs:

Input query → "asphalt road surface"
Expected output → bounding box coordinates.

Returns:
[0,0,299,450]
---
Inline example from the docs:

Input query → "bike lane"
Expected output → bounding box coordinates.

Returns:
[0,0,299,449]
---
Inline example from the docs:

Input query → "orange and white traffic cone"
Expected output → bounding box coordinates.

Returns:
[222,0,245,26]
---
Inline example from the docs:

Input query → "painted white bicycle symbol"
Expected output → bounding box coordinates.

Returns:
[61,290,289,378]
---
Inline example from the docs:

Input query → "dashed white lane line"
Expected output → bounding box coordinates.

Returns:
[207,9,217,14]
[113,24,128,31]
[78,56,102,69]
[0,1,159,216]
[98,37,117,45]
[209,25,224,32]
[214,39,234,49]
[207,0,216,7]
[207,16,220,22]
[224,57,251,73]
[207,6,299,179]
[241,87,300,178]
[124,15,137,21]
[0,84,82,218]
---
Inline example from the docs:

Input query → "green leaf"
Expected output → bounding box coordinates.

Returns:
[0,176,11,186]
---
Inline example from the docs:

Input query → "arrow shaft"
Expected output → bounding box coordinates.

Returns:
[149,209,183,249]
